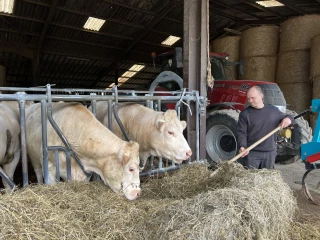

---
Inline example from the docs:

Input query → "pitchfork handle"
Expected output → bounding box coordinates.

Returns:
[228,126,281,164]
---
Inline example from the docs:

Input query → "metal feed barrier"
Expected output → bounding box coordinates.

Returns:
[0,84,205,189]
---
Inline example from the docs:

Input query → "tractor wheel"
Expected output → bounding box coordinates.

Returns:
[206,109,239,164]
[276,109,313,164]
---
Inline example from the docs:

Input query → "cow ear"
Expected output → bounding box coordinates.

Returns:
[121,153,131,166]
[180,120,187,130]
[156,119,166,133]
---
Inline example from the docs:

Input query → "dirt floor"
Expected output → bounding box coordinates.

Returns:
[275,161,320,221]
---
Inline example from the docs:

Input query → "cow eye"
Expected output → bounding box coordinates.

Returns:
[168,131,174,136]
[129,167,135,173]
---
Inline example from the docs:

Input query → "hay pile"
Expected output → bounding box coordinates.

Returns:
[0,164,305,240]
[212,36,241,80]
[239,25,279,82]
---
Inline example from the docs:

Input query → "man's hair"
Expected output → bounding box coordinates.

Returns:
[249,86,263,95]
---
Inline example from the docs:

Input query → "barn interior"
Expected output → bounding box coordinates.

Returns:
[1,1,320,238]
[1,0,320,90]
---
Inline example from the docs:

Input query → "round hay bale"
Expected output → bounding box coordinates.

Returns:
[279,15,320,53]
[239,56,277,82]
[310,34,320,78]
[309,113,318,132]
[212,36,241,59]
[276,50,310,84]
[313,75,320,98]
[240,25,279,57]
[212,36,241,80]
[278,82,312,113]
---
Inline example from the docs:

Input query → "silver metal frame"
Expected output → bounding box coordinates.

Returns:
[0,85,205,187]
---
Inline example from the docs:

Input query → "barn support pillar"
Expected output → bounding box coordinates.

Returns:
[183,0,209,161]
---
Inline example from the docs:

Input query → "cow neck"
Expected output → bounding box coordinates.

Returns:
[78,120,125,158]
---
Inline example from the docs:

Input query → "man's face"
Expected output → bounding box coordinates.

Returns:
[247,88,263,108]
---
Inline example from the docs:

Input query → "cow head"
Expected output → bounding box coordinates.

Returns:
[153,110,192,163]
[101,141,141,201]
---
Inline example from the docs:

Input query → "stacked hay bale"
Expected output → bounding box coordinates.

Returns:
[276,15,320,114]
[310,34,320,131]
[239,25,279,82]
[212,36,241,80]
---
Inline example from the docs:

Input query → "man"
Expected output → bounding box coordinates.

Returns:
[237,86,294,169]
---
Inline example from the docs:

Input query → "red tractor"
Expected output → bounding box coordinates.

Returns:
[152,47,312,163]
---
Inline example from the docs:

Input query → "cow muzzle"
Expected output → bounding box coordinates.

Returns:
[122,182,141,200]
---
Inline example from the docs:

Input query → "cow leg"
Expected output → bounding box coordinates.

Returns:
[2,149,20,190]
[29,155,44,184]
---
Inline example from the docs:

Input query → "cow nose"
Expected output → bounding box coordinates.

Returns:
[186,149,192,158]
[133,190,141,199]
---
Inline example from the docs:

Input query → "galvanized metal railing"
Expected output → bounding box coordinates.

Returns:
[0,84,205,188]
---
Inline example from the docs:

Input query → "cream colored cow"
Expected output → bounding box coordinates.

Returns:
[91,102,192,169]
[0,103,21,189]
[26,102,141,200]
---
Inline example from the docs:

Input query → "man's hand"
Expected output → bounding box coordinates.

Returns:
[279,117,292,129]
[240,147,249,157]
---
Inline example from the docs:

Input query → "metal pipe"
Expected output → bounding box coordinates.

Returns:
[41,99,49,184]
[55,150,60,181]
[47,146,71,181]
[18,97,29,187]
[45,85,91,179]
[0,93,201,103]
[90,93,97,117]
[112,87,130,142]
[108,100,113,131]
[0,167,16,189]
[157,99,161,111]
[196,91,200,162]
[139,165,181,177]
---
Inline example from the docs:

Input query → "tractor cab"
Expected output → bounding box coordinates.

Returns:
[157,47,229,91]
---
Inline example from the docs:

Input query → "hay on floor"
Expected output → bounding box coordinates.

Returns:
[0,163,305,240]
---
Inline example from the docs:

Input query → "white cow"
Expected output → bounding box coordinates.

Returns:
[1,100,33,120]
[0,103,21,189]
[26,102,141,200]
[91,102,192,169]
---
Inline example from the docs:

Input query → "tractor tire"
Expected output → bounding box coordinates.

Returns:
[206,109,239,164]
[276,109,313,164]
